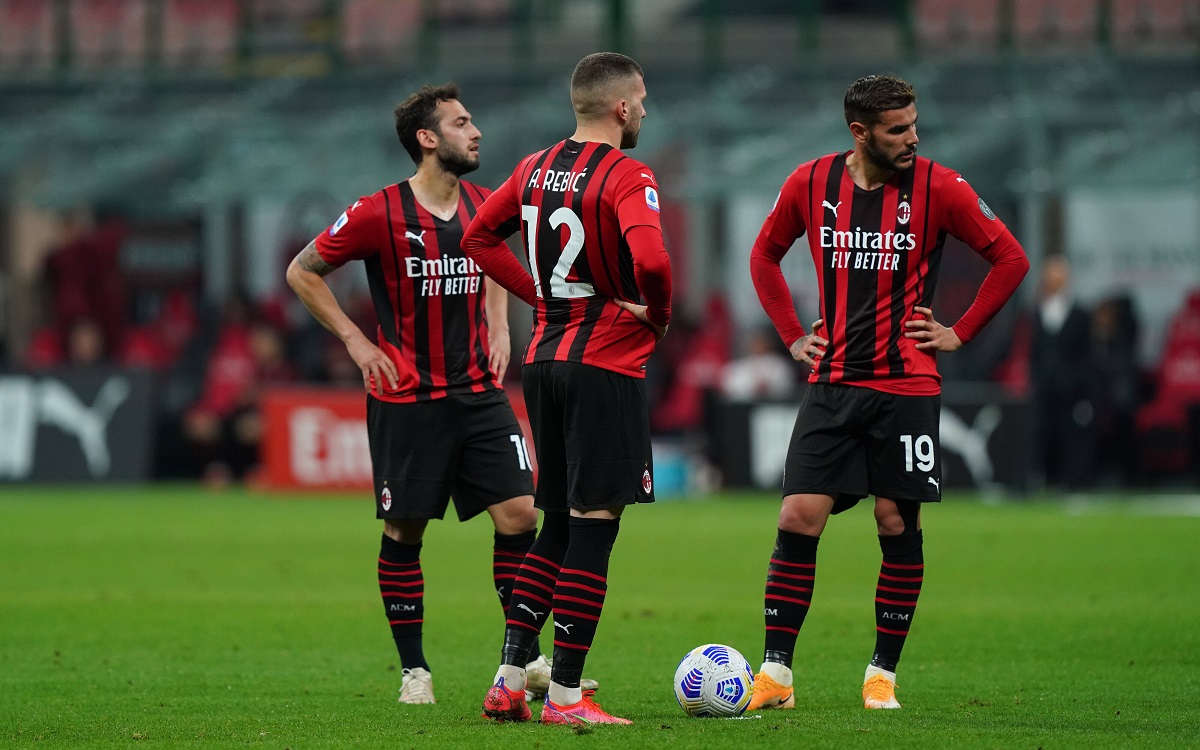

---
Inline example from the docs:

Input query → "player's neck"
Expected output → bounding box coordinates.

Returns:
[409,164,461,220]
[570,123,622,150]
[846,150,894,192]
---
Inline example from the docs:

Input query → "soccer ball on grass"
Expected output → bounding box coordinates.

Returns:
[673,643,755,717]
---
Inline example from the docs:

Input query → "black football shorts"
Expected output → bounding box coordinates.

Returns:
[783,382,942,513]
[366,389,534,521]
[522,361,654,511]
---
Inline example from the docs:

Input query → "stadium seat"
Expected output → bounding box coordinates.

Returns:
[161,0,238,71]
[0,0,56,73]
[1014,0,1099,46]
[70,0,147,71]
[340,0,421,64]
[913,0,1001,50]
[23,326,64,370]
[1113,0,1196,44]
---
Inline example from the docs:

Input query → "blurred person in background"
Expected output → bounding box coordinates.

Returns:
[181,297,295,486]
[44,208,128,356]
[747,74,1028,712]
[1088,295,1140,487]
[285,84,545,706]
[1029,254,1091,490]
[64,317,109,368]
[721,325,796,402]
[464,51,671,726]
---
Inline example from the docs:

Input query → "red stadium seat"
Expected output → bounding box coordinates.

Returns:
[70,0,147,71]
[340,0,421,64]
[1112,0,1196,43]
[23,326,64,370]
[1014,0,1099,44]
[161,0,239,70]
[0,0,56,72]
[913,0,1001,49]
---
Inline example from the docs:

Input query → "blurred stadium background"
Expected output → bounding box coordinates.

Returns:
[1,0,1198,495]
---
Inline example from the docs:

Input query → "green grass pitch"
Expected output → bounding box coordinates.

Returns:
[2,486,1198,748]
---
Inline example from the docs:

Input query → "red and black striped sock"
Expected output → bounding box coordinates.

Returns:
[762,529,819,669]
[550,516,621,689]
[501,512,569,667]
[494,529,540,662]
[378,534,427,671]
[871,529,924,672]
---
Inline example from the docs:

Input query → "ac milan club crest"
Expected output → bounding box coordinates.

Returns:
[381,486,392,512]
[642,469,653,494]
[897,200,911,225]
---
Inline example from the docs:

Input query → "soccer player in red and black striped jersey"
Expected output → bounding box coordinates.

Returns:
[465,52,671,726]
[745,75,1029,711]
[285,84,542,706]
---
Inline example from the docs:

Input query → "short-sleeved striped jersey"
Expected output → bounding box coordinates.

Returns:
[752,152,1013,396]
[468,139,664,377]
[315,179,497,402]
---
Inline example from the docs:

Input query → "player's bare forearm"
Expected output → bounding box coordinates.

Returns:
[286,243,364,345]
[286,243,398,394]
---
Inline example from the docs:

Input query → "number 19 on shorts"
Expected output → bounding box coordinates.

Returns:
[899,434,935,472]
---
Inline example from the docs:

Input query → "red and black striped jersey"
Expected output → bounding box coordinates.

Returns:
[751,151,1028,396]
[465,139,666,377]
[314,179,497,403]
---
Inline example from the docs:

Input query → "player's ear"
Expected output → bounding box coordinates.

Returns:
[848,121,870,145]
[614,96,631,125]
[416,128,439,151]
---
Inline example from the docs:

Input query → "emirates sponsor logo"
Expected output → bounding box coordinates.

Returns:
[404,255,483,297]
[818,226,917,251]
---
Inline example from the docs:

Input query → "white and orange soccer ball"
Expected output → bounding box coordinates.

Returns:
[673,644,755,718]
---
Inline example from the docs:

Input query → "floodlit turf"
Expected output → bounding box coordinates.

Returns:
[2,486,1198,748]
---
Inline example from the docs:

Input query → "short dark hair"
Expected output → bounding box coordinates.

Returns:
[843,75,916,128]
[394,83,461,165]
[570,52,644,119]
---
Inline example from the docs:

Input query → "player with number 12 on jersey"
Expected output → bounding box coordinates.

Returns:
[463,52,671,726]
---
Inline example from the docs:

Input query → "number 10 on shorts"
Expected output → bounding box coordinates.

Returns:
[510,434,533,471]
[900,434,935,472]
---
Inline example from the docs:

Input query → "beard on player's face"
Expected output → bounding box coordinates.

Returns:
[620,117,640,149]
[864,131,916,173]
[436,141,479,176]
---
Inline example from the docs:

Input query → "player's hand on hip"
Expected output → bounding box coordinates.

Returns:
[614,299,668,341]
[488,328,511,379]
[789,320,827,367]
[346,336,399,395]
[905,306,962,352]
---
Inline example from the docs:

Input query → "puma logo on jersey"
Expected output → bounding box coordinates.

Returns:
[517,603,544,621]
[927,476,940,491]
[822,199,841,218]
[405,230,426,247]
